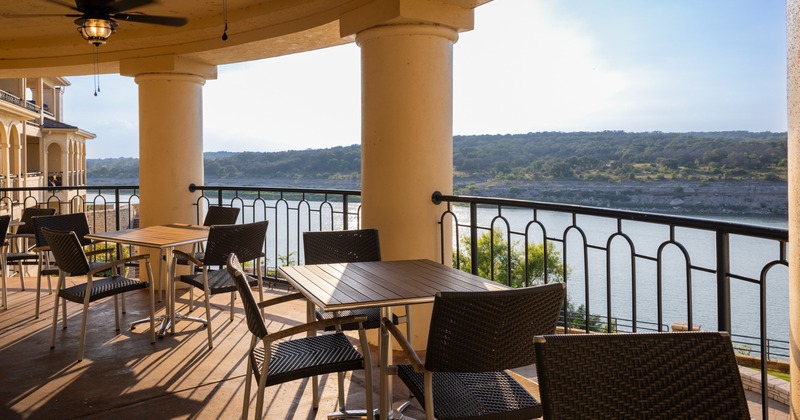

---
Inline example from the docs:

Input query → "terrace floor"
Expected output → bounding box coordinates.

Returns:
[0,273,790,419]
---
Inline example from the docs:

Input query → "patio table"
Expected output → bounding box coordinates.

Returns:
[86,223,210,336]
[278,258,509,419]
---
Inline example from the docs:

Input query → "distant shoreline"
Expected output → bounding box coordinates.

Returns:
[87,176,788,218]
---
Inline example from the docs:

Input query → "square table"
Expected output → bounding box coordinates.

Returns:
[86,223,210,336]
[278,258,509,419]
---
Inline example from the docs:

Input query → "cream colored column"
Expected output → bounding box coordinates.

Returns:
[788,1,800,417]
[132,72,206,226]
[358,24,457,347]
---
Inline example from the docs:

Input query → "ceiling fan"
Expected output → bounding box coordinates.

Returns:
[14,0,189,46]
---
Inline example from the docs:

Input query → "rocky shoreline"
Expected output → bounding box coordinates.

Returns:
[89,177,788,217]
[454,179,788,216]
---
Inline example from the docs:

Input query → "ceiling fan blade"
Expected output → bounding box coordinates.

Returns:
[42,0,81,12]
[111,0,156,13]
[114,13,187,27]
[0,13,80,18]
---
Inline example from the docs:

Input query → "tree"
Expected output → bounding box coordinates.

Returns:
[454,228,566,287]
[454,228,610,332]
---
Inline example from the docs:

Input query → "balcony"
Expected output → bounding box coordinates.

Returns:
[0,183,790,418]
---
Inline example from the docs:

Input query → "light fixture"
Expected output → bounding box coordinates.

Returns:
[75,17,118,46]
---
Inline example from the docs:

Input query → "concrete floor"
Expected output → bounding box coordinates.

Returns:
[0,273,790,419]
[0,274,425,419]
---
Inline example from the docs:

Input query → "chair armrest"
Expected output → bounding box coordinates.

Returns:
[382,317,424,372]
[267,315,368,342]
[172,249,204,266]
[88,254,150,276]
[257,292,306,308]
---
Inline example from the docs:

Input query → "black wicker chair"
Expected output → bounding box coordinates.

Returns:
[4,207,56,300]
[533,331,751,420]
[175,205,241,267]
[44,227,156,362]
[303,228,406,334]
[381,282,566,420]
[172,220,267,349]
[226,253,373,418]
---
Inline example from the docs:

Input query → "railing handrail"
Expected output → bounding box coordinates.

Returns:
[188,183,361,196]
[432,191,788,240]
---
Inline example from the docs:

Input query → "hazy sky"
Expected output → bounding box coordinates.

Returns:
[63,0,788,159]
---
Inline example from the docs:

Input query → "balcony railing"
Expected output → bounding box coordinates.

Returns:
[0,184,787,417]
[432,191,788,419]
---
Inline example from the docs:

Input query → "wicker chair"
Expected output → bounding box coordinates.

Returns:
[44,227,156,362]
[31,213,116,313]
[173,205,241,272]
[4,207,56,298]
[382,282,566,420]
[533,331,751,420]
[303,228,406,334]
[226,253,373,419]
[172,220,267,349]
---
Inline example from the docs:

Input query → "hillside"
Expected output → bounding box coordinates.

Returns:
[86,131,788,216]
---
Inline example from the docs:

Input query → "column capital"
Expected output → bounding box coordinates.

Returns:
[340,0,477,37]
[119,55,217,81]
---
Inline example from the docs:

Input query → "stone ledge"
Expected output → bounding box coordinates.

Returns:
[740,366,790,406]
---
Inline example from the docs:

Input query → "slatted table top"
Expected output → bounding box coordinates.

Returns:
[278,259,509,312]
[86,223,210,249]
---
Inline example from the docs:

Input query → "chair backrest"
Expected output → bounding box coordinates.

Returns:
[16,207,56,235]
[0,215,11,244]
[202,206,240,226]
[227,253,268,339]
[203,220,269,266]
[424,282,565,372]
[41,228,90,276]
[533,331,750,420]
[303,228,381,265]
[32,213,93,248]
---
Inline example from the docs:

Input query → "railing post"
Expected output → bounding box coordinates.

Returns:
[470,202,478,276]
[343,194,349,230]
[716,230,732,332]
[114,187,121,231]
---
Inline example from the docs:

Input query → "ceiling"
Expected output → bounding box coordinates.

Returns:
[0,0,369,78]
[0,0,490,79]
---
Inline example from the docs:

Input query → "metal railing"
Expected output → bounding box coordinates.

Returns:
[0,184,787,417]
[432,191,788,418]
[188,184,362,277]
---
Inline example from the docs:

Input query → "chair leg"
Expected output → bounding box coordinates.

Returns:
[49,274,64,349]
[35,254,43,318]
[337,371,346,411]
[256,261,264,318]
[1,256,7,310]
[242,358,253,419]
[146,260,156,344]
[358,326,374,417]
[113,295,121,332]
[78,296,91,362]
[203,274,214,349]
[17,261,24,291]
[255,355,269,419]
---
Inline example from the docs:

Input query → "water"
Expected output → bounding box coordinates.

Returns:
[446,205,789,356]
[92,188,790,356]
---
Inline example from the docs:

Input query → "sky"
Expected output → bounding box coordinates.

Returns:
[62,0,788,159]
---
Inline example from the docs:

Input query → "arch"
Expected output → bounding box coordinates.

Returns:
[9,123,20,176]
[46,142,62,186]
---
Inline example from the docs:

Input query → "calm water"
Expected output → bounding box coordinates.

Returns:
[94,189,789,353]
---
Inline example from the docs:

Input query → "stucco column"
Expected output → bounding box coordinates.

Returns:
[357,24,457,346]
[133,72,205,226]
[788,1,800,417]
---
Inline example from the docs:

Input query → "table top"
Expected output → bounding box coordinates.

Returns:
[278,259,510,312]
[86,223,210,249]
